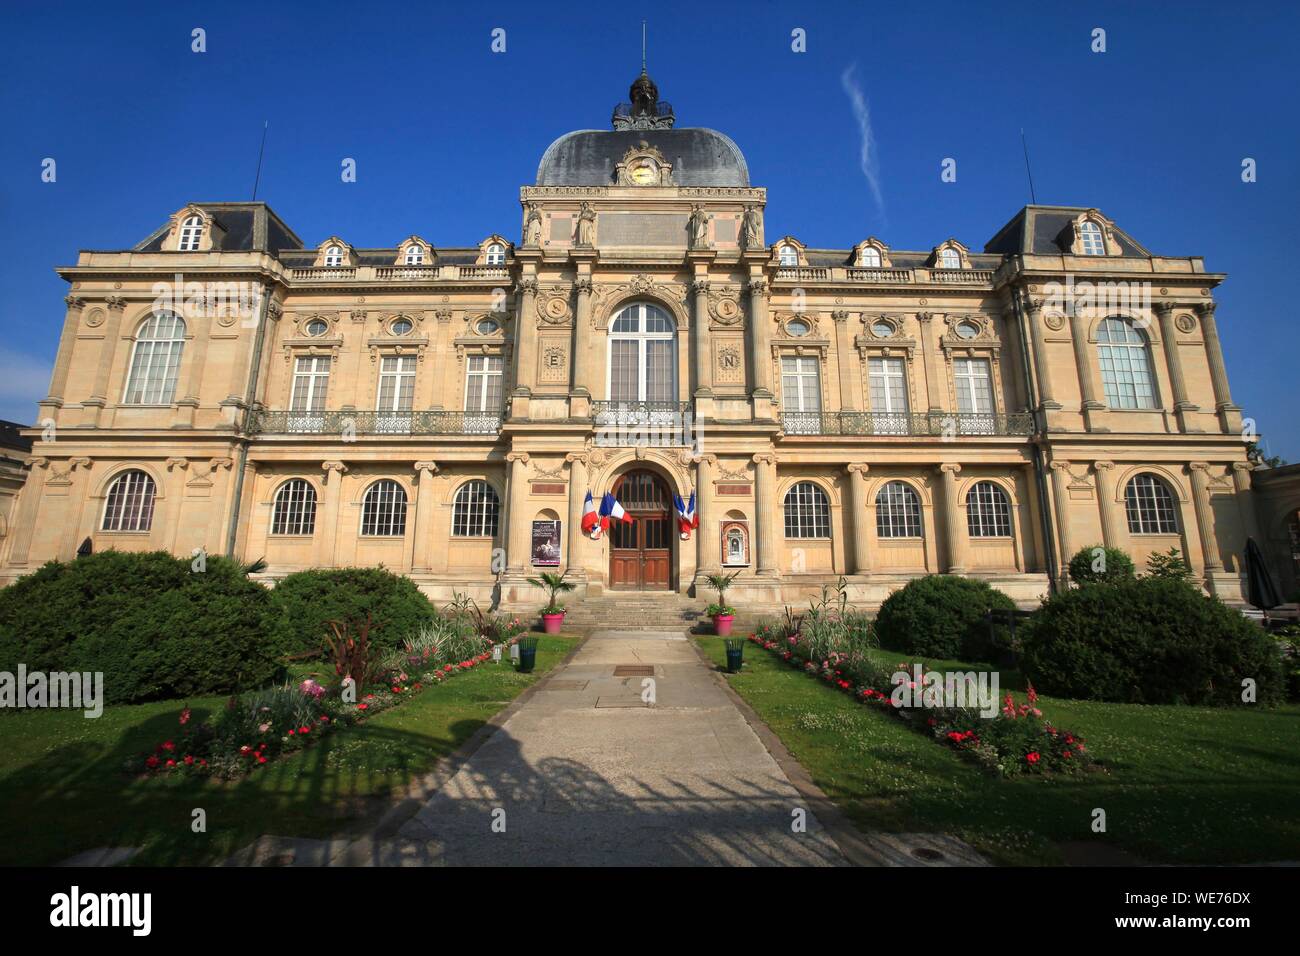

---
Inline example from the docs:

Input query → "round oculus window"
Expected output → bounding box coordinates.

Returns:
[390,318,414,336]
[955,321,979,339]
[872,321,894,337]
[787,319,811,337]
[305,319,328,337]
[476,319,500,335]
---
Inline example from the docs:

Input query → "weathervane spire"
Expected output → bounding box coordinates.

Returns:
[641,20,647,73]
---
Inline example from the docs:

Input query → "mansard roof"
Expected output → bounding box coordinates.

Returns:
[536,127,750,187]
[983,205,1151,257]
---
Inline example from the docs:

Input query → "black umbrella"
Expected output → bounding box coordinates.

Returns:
[1244,537,1281,618]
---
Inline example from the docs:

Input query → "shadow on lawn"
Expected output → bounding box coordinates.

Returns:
[0,702,482,867]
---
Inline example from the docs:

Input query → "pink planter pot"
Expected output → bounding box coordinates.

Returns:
[713,614,735,637]
[541,612,565,635]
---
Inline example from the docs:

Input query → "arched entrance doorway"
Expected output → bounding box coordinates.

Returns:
[609,468,673,590]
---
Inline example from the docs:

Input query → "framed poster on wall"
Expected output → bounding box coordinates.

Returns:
[720,519,750,567]
[531,520,562,566]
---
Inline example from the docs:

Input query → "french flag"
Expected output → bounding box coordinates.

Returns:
[599,492,631,530]
[674,491,698,536]
[580,490,599,535]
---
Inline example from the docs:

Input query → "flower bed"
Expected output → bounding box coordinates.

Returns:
[135,648,498,778]
[745,625,1096,777]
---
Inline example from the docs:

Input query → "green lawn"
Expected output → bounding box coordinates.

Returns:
[0,634,576,866]
[698,636,1300,866]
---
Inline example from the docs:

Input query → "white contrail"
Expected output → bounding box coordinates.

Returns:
[841,62,885,217]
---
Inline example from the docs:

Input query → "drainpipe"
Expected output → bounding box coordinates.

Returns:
[1011,277,1059,594]
[224,282,273,558]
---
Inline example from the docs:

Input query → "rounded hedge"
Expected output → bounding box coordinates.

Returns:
[874,575,1017,661]
[266,567,437,653]
[1068,545,1136,586]
[1021,577,1284,705]
[0,550,280,705]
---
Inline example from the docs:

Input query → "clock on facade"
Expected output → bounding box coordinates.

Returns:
[629,160,657,185]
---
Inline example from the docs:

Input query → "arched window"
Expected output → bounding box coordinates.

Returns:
[360,480,407,536]
[324,245,343,267]
[778,245,798,267]
[1125,473,1179,534]
[485,243,506,265]
[858,246,881,268]
[271,479,317,536]
[452,480,500,537]
[1078,220,1105,256]
[178,215,203,251]
[123,312,186,405]
[966,481,1012,537]
[939,247,961,270]
[1096,317,1157,409]
[608,302,676,403]
[875,481,922,538]
[783,481,830,539]
[101,469,157,532]
[404,245,423,265]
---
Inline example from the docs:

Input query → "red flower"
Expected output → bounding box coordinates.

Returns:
[299,726,310,734]
[287,729,295,736]
[165,759,176,768]
[184,755,195,766]
[145,755,160,769]
[357,703,369,710]
[1026,752,1041,764]
[239,745,251,754]
[179,708,191,726]
[161,740,176,752]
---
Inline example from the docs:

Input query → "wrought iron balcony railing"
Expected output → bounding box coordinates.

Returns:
[248,409,504,437]
[592,400,696,447]
[780,411,1034,437]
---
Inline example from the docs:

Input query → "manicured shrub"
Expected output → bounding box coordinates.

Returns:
[1144,547,1196,582]
[1021,577,1284,705]
[266,567,436,653]
[0,550,279,704]
[874,575,1017,662]
[1068,545,1135,586]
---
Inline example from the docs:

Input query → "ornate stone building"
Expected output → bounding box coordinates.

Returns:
[0,72,1261,609]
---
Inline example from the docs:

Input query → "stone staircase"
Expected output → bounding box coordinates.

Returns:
[546,592,771,634]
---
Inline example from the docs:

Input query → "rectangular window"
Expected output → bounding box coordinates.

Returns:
[1098,345,1157,409]
[376,355,416,411]
[781,355,822,435]
[953,358,993,414]
[123,341,183,405]
[867,356,909,434]
[289,355,330,433]
[464,355,503,411]
[609,340,639,402]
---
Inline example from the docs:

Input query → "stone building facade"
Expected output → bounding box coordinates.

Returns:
[0,73,1261,609]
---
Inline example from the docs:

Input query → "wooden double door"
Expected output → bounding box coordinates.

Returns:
[609,469,673,590]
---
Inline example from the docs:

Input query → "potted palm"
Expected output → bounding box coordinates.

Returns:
[527,571,576,635]
[705,571,741,636]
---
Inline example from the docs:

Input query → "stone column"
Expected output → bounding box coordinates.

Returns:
[319,461,348,568]
[512,277,539,399]
[695,454,719,574]
[1231,461,1261,544]
[505,452,531,573]
[1093,461,1126,551]
[45,296,85,405]
[1048,460,1074,577]
[833,311,860,411]
[846,462,871,574]
[1022,294,1061,417]
[939,463,966,573]
[6,458,50,567]
[1155,302,1198,433]
[1188,462,1222,572]
[747,277,774,415]
[565,452,588,578]
[1196,302,1241,433]
[85,295,129,427]
[752,452,779,576]
[571,276,593,416]
[411,461,439,572]
[1067,308,1106,430]
[691,278,712,399]
[916,312,942,412]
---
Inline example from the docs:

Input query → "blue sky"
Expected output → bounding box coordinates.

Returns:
[1,1,1296,458]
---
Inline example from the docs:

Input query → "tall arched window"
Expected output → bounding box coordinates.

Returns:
[485,243,506,265]
[360,480,407,536]
[123,312,185,405]
[1125,473,1179,534]
[178,215,204,251]
[875,481,922,538]
[1078,220,1105,256]
[404,245,423,265]
[783,481,830,539]
[101,469,157,532]
[939,247,961,269]
[779,245,798,267]
[271,479,318,536]
[1096,317,1157,409]
[452,480,500,537]
[608,302,676,404]
[324,245,344,267]
[858,246,881,268]
[966,481,1012,537]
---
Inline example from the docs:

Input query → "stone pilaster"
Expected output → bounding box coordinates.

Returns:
[411,461,439,572]
[1188,462,1222,572]
[752,452,779,576]
[694,454,719,575]
[939,463,966,573]
[747,276,774,418]
[1155,302,1199,433]
[565,452,588,579]
[505,452,531,574]
[1196,302,1242,433]
[846,462,870,574]
[1092,461,1126,552]
[318,461,348,568]
[1067,307,1107,431]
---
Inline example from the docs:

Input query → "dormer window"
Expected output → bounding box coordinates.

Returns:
[178,215,204,252]
[779,245,798,267]
[1078,220,1105,256]
[858,247,881,268]
[939,248,961,270]
[324,245,344,267]
[404,245,424,265]
[485,243,505,266]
